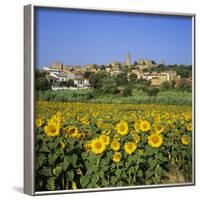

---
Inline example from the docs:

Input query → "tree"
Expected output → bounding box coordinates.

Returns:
[114,73,128,86]
[129,73,137,82]
[145,87,160,97]
[161,81,173,90]
[152,60,156,65]
[83,71,91,79]
[35,77,51,91]
[122,86,133,97]
[89,72,108,89]
[176,67,192,78]
[35,70,51,91]
[67,79,75,87]
[176,80,192,92]
[101,77,118,94]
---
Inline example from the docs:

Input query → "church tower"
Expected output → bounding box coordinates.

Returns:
[126,52,131,66]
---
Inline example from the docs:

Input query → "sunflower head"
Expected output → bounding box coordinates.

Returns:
[140,120,150,132]
[112,152,121,163]
[116,121,129,135]
[80,117,90,125]
[50,113,62,125]
[35,117,43,127]
[110,140,120,151]
[44,121,60,137]
[65,126,80,138]
[90,138,106,154]
[181,135,191,145]
[154,124,164,134]
[124,142,137,155]
[186,123,192,132]
[132,133,140,144]
[83,143,92,152]
[99,134,110,145]
[148,133,163,148]
[134,120,141,133]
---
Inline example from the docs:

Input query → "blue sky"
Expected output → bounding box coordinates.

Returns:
[35,8,192,67]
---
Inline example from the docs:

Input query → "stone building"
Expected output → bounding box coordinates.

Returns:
[125,52,131,66]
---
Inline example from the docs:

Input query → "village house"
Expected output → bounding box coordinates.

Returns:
[44,67,90,89]
[136,59,158,70]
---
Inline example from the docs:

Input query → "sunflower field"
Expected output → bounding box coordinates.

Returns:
[35,101,193,191]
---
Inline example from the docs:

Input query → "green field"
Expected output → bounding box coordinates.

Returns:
[36,89,192,105]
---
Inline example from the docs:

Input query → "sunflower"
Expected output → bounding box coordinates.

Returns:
[140,120,150,132]
[110,140,120,151]
[99,134,110,145]
[90,138,106,154]
[116,121,129,135]
[124,142,137,155]
[174,129,180,135]
[65,126,80,138]
[83,143,92,152]
[112,152,121,163]
[154,124,164,134]
[181,135,191,145]
[132,133,140,144]
[35,117,43,127]
[72,181,77,190]
[148,133,163,148]
[92,111,99,118]
[50,114,62,125]
[186,123,192,132]
[44,121,60,137]
[80,117,90,125]
[134,120,142,133]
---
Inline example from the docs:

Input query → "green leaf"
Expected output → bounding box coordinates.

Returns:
[49,137,60,149]
[144,146,155,156]
[115,169,121,177]
[39,143,50,153]
[35,154,46,170]
[110,163,116,169]
[40,167,52,176]
[98,170,104,179]
[52,166,62,176]
[116,181,123,187]
[67,170,74,181]
[80,175,90,188]
[48,154,58,165]
[110,176,117,185]
[101,164,109,171]
[129,166,135,173]
[155,165,162,176]
[71,154,78,167]
[86,164,98,175]
[125,160,132,168]
[60,156,70,171]
[81,152,88,160]
[102,179,109,187]
[148,158,157,169]
[46,177,56,191]
[137,170,143,177]
[146,170,154,179]
[121,171,128,178]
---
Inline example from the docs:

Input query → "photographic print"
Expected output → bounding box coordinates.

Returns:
[24,5,195,194]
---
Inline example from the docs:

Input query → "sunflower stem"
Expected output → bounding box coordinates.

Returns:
[96,156,100,185]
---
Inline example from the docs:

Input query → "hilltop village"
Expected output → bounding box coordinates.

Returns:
[41,53,191,90]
